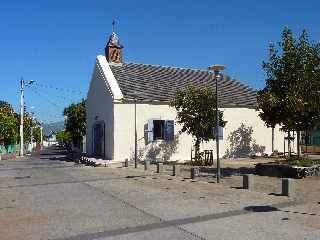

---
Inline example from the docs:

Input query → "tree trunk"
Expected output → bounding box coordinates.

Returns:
[297,130,300,157]
[271,127,275,153]
[288,131,291,157]
[194,138,201,160]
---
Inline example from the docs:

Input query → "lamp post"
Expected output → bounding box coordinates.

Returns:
[19,78,35,156]
[208,65,225,183]
[30,115,33,152]
[134,97,137,168]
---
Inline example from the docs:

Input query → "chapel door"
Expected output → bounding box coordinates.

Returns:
[93,123,104,157]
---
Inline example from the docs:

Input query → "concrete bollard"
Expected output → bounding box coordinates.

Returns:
[144,160,150,171]
[173,164,180,176]
[156,163,164,173]
[243,174,254,190]
[282,178,295,197]
[124,158,129,167]
[190,167,199,179]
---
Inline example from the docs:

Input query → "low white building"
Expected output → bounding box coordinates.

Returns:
[86,31,290,162]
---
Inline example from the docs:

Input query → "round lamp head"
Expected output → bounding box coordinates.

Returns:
[208,65,225,72]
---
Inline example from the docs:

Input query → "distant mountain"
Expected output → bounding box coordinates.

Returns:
[43,121,65,136]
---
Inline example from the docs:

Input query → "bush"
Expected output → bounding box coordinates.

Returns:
[276,157,320,167]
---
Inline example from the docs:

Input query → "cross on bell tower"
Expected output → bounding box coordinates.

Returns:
[105,20,124,63]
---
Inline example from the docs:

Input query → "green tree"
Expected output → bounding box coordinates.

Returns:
[63,99,86,147]
[170,85,226,159]
[258,27,320,156]
[0,101,19,145]
[56,130,71,145]
[0,100,13,110]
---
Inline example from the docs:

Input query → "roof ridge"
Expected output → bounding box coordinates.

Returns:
[123,61,211,74]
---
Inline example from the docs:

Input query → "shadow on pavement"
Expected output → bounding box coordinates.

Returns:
[244,205,279,212]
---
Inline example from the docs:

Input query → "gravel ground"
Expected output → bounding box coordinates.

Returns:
[0,147,319,240]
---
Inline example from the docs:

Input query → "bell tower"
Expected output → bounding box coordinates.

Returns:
[105,21,123,63]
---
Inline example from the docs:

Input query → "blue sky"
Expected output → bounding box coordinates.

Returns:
[0,0,319,123]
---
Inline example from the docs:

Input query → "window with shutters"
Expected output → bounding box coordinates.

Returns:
[146,119,174,143]
[153,120,165,140]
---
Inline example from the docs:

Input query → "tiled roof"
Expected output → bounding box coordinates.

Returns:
[110,62,257,107]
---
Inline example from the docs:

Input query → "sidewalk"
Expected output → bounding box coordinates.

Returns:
[66,164,320,240]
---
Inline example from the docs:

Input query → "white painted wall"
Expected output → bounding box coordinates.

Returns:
[113,103,193,161]
[87,54,295,161]
[86,57,117,159]
[113,103,289,161]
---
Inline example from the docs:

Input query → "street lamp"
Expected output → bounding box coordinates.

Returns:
[134,97,138,168]
[208,65,225,183]
[19,78,35,156]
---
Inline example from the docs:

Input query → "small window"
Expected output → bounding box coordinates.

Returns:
[153,120,165,140]
[146,119,174,143]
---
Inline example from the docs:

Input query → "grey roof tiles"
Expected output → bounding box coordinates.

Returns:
[110,62,257,107]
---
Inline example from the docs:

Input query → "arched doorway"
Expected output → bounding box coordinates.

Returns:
[93,121,105,157]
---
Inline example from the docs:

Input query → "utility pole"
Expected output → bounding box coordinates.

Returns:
[19,78,24,156]
[30,113,34,152]
[19,78,35,156]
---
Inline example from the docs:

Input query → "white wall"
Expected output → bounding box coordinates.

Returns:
[113,103,289,161]
[86,58,115,159]
[113,103,193,161]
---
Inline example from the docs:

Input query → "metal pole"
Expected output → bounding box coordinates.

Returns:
[19,78,24,156]
[40,126,43,150]
[134,99,137,168]
[30,115,33,152]
[215,70,220,183]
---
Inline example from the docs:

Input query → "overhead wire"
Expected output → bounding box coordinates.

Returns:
[27,84,84,124]
[27,88,66,123]
[29,87,66,110]
[32,85,83,104]
[33,82,84,95]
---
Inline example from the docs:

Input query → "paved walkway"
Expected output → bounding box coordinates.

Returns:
[0,147,319,239]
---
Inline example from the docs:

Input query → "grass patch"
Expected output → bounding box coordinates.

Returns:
[275,157,320,167]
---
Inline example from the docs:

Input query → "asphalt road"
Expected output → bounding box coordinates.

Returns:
[0,147,319,240]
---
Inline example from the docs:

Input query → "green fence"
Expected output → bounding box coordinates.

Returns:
[0,144,19,154]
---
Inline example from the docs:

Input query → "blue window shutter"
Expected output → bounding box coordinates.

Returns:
[164,120,174,141]
[147,119,154,143]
